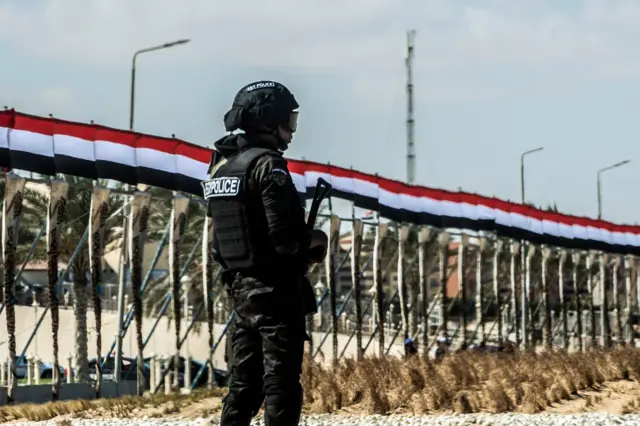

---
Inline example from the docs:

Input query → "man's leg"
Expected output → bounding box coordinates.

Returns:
[220,323,265,426]
[261,323,305,426]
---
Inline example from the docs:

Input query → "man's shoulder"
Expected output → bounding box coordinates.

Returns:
[250,153,293,189]
[252,151,288,175]
[254,151,287,167]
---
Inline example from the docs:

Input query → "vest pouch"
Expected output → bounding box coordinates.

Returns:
[205,173,255,270]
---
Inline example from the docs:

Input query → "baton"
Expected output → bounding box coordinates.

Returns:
[306,177,332,229]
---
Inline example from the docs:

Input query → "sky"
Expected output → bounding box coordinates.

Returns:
[3,0,640,225]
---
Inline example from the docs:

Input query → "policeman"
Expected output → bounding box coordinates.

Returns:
[203,81,328,426]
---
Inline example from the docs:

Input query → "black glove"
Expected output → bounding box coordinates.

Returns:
[308,229,328,264]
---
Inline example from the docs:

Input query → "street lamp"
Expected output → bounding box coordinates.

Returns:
[520,147,544,204]
[597,159,631,219]
[115,39,191,393]
[519,146,543,350]
[129,39,191,130]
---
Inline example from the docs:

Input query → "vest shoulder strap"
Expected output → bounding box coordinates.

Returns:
[208,157,228,178]
[220,147,279,178]
[235,147,278,171]
[212,147,282,190]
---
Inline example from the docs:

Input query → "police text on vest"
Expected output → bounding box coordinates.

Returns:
[202,177,242,199]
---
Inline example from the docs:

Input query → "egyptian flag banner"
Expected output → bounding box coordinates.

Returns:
[1,108,640,255]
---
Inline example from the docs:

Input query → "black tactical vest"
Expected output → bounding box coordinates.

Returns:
[204,147,283,273]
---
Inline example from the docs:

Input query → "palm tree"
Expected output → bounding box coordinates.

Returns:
[134,190,213,389]
[142,190,209,326]
[19,175,122,383]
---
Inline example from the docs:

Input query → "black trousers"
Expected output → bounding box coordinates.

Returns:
[220,274,309,426]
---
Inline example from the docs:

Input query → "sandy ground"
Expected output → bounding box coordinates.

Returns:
[544,380,640,415]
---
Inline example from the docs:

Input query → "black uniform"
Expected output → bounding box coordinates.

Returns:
[205,132,312,426]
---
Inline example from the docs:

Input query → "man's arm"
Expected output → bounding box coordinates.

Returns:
[253,155,309,256]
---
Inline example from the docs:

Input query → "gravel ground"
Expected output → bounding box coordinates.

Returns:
[10,413,640,426]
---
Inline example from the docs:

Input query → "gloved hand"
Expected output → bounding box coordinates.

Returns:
[308,229,328,263]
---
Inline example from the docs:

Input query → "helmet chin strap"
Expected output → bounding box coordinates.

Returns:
[275,135,289,152]
[261,127,290,152]
[243,127,289,152]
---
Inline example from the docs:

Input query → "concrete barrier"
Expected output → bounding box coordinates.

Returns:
[0,306,406,405]
[1,306,406,369]
[100,380,138,398]
[0,381,137,405]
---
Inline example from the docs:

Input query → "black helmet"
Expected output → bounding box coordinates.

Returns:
[223,81,299,141]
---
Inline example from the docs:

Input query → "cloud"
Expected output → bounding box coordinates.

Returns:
[0,0,638,76]
[3,1,640,224]
[0,0,402,71]
[2,0,640,109]
[0,84,74,116]
[40,87,74,112]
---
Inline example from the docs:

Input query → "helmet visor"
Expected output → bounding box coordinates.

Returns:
[286,110,299,133]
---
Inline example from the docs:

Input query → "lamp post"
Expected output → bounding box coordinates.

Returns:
[597,159,631,219]
[520,147,544,204]
[129,39,190,130]
[519,146,543,348]
[114,38,190,394]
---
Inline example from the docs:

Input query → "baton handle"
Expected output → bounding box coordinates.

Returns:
[307,177,332,229]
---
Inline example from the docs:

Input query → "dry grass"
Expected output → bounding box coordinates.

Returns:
[301,347,640,415]
[0,388,226,423]
[4,347,640,422]
[621,395,640,413]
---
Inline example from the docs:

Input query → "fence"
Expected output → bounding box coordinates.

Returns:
[0,109,640,404]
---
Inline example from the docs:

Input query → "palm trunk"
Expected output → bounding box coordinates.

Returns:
[131,202,150,396]
[624,257,634,346]
[72,261,90,382]
[3,230,17,398]
[351,220,364,360]
[397,226,409,347]
[600,254,611,347]
[123,193,153,395]
[89,189,109,397]
[131,236,145,394]
[48,239,61,397]
[418,228,432,358]
[408,275,419,341]
[476,240,486,344]
[541,248,552,349]
[171,235,181,389]
[48,182,68,399]
[327,215,341,365]
[203,216,215,387]
[90,245,103,394]
[439,232,450,340]
[587,255,597,346]
[458,236,468,347]
[373,224,387,358]
[510,242,521,346]
[572,253,583,352]
[612,257,622,344]
[169,199,189,389]
[3,178,25,401]
[558,252,568,350]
